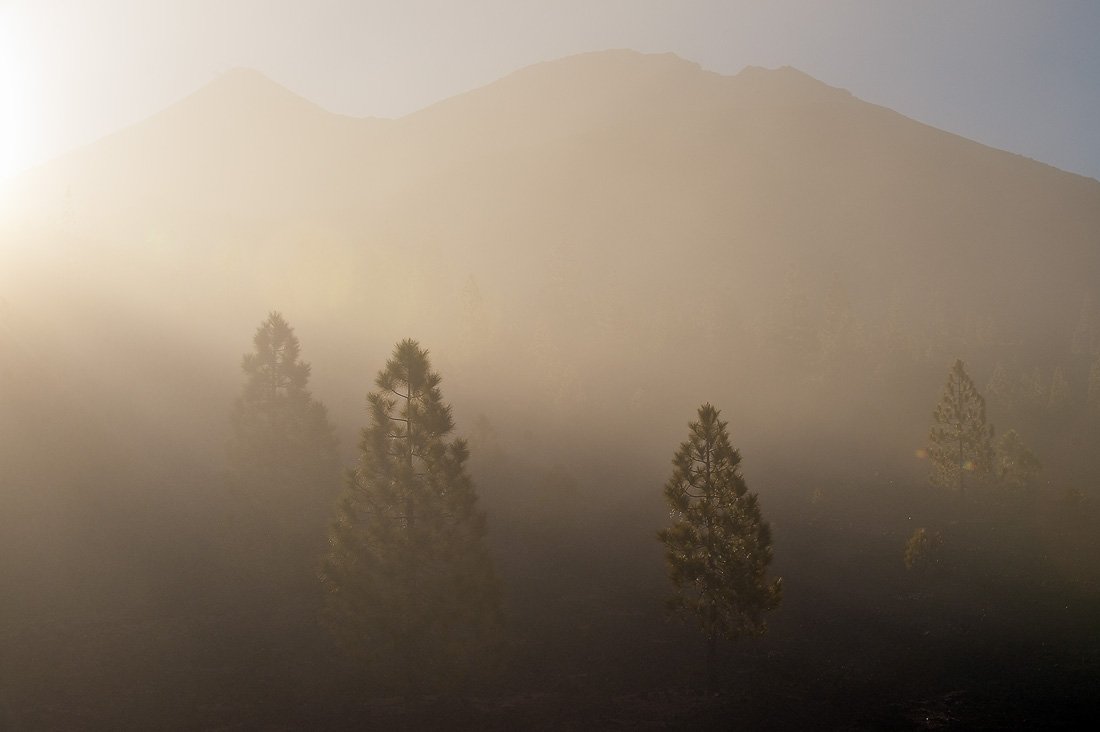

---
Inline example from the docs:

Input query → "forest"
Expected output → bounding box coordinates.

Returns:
[2,51,1100,729]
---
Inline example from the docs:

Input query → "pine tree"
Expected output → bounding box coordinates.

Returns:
[1070,295,1097,355]
[458,274,490,361]
[774,262,814,354]
[928,359,994,495]
[228,312,339,540]
[1089,357,1100,414]
[1048,367,1070,412]
[1018,366,1046,409]
[818,275,857,363]
[658,404,781,690]
[985,362,1015,412]
[903,527,943,572]
[994,429,1041,494]
[321,340,500,691]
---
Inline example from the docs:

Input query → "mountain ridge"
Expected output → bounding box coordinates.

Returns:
[3,48,1098,350]
[14,48,1096,213]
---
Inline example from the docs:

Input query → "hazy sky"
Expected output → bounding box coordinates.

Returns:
[2,0,1099,183]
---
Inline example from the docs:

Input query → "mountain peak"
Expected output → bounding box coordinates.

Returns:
[214,66,272,82]
[176,67,329,122]
[499,49,709,89]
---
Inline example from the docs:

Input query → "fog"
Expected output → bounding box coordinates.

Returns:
[2,51,1099,729]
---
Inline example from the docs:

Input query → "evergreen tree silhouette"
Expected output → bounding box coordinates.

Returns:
[658,403,781,690]
[928,359,994,495]
[229,312,339,554]
[321,340,500,692]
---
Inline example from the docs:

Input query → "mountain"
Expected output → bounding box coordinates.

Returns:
[3,50,1100,454]
[10,50,1097,286]
[4,67,392,231]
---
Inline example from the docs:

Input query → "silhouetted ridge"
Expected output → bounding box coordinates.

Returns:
[734,64,853,100]
[169,67,338,123]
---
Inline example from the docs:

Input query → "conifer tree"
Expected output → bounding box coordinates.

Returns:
[994,429,1041,494]
[229,312,339,539]
[1070,295,1098,355]
[1019,366,1046,409]
[321,340,500,691]
[817,276,862,369]
[903,527,943,572]
[1048,367,1070,411]
[928,359,994,495]
[1088,357,1100,414]
[986,362,1015,412]
[659,404,781,690]
[774,262,814,354]
[459,275,488,348]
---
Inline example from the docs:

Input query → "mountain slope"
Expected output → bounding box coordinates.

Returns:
[2,50,1100,447]
[7,49,1098,301]
[5,67,390,231]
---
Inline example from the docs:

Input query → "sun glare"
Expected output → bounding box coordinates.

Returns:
[0,6,38,187]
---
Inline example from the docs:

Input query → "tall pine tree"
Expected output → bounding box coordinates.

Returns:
[1048,367,1071,411]
[228,312,339,548]
[1088,356,1100,414]
[659,404,781,690]
[994,429,1041,494]
[928,359,994,495]
[321,340,500,692]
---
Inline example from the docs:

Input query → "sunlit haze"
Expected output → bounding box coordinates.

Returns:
[0,5,36,184]
[2,2,1100,729]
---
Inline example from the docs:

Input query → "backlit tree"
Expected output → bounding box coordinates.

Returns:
[1088,356,1100,414]
[321,340,500,691]
[658,403,781,689]
[228,312,339,542]
[928,359,994,495]
[993,429,1041,494]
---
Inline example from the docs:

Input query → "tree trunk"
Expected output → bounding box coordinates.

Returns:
[706,599,718,694]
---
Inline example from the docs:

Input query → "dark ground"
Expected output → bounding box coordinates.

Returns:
[2,455,1098,731]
